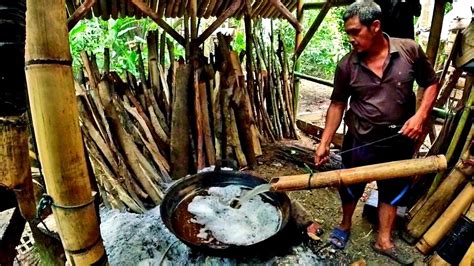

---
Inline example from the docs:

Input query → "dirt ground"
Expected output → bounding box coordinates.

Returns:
[246,80,427,265]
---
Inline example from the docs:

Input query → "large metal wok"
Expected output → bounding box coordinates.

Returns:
[160,169,292,255]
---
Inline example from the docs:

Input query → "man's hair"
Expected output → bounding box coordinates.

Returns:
[343,0,382,27]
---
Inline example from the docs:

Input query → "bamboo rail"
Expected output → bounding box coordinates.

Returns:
[270,155,447,192]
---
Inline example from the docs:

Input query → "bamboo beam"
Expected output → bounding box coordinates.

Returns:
[269,0,302,32]
[193,0,242,46]
[270,155,447,191]
[426,0,446,66]
[25,0,107,263]
[67,0,96,31]
[129,0,185,46]
[295,0,333,58]
[294,71,333,87]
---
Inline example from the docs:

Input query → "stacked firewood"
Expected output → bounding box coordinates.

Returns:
[75,29,298,211]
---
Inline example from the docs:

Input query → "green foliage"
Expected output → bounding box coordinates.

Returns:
[277,7,351,80]
[69,17,160,78]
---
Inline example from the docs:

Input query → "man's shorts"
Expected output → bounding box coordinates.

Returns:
[339,131,415,206]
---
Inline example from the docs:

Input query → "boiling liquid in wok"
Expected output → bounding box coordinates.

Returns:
[186,185,281,246]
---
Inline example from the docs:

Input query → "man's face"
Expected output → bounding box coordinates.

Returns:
[344,16,379,53]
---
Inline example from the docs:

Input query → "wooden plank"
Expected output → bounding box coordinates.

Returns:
[204,0,217,18]
[92,0,101,17]
[211,0,224,16]
[157,0,166,17]
[170,64,192,179]
[111,0,119,19]
[178,0,188,17]
[198,0,211,17]
[296,119,343,148]
[165,0,174,17]
[119,0,127,17]
[171,0,182,17]
[100,0,109,19]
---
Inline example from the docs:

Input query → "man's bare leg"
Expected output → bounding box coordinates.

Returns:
[375,202,396,248]
[339,201,358,231]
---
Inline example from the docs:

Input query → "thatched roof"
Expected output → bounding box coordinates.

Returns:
[66,0,298,20]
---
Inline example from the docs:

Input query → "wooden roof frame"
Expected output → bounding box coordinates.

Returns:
[67,0,302,48]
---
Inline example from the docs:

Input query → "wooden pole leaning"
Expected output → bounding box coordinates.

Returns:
[416,183,473,254]
[25,0,107,264]
[405,149,473,243]
[270,155,447,192]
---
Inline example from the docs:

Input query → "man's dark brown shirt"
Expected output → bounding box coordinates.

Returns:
[331,35,437,140]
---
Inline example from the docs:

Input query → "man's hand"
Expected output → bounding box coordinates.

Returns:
[400,113,427,140]
[314,144,330,166]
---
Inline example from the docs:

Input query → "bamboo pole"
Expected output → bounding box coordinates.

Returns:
[25,0,107,263]
[460,243,474,266]
[295,0,333,58]
[199,82,216,166]
[270,155,447,192]
[428,80,473,195]
[416,183,473,254]
[426,0,446,66]
[405,149,473,242]
[294,0,303,118]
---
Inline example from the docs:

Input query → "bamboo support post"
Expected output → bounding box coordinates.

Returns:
[416,183,473,254]
[25,0,107,263]
[270,155,447,192]
[405,149,473,242]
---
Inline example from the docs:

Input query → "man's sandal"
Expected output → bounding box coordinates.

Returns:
[328,228,350,249]
[372,242,414,265]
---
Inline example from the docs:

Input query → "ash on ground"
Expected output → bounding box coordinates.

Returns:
[100,206,348,265]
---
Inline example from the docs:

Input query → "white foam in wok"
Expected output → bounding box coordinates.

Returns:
[187,185,281,246]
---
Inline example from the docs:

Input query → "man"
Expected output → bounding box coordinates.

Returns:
[313,1,438,264]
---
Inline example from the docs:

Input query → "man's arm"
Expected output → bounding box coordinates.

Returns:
[315,101,347,165]
[400,82,438,140]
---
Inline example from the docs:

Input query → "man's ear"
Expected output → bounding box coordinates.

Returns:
[371,19,382,33]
